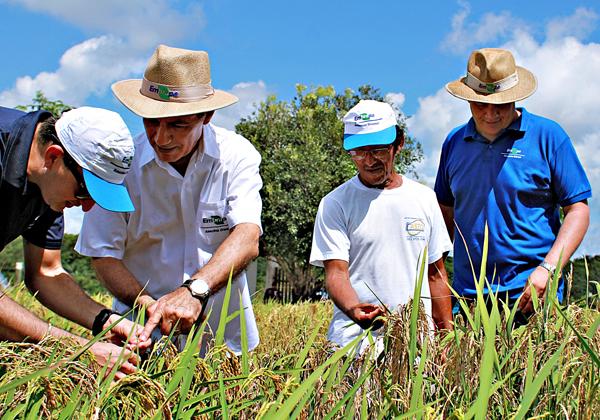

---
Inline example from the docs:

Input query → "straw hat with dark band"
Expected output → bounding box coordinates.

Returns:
[112,45,238,118]
[446,48,537,104]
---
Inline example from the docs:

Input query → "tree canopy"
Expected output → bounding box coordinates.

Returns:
[16,90,72,117]
[236,84,423,297]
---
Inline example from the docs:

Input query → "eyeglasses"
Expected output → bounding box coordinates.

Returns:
[347,145,392,161]
[51,138,92,201]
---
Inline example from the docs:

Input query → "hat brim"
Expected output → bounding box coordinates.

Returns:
[112,80,239,118]
[83,169,135,212]
[445,66,537,104]
[343,125,396,151]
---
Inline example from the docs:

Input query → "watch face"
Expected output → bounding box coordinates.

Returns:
[190,279,210,297]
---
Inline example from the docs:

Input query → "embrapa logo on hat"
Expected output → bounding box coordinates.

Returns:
[481,82,500,93]
[149,85,180,100]
[353,113,382,127]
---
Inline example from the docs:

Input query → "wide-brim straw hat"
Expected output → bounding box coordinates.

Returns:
[446,48,537,104]
[112,45,238,118]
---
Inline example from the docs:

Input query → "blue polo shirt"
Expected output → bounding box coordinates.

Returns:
[0,106,64,252]
[435,108,591,300]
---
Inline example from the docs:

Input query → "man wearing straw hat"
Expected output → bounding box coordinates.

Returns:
[0,106,148,379]
[310,100,453,351]
[76,45,261,353]
[435,48,591,316]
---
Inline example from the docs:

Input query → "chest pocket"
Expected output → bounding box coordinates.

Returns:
[197,200,230,246]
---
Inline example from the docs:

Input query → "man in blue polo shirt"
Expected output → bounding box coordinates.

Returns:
[0,106,149,379]
[434,48,591,316]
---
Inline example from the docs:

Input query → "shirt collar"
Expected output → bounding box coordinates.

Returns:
[464,107,527,142]
[2,110,52,192]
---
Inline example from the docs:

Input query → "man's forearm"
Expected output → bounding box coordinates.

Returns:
[0,293,76,342]
[543,201,589,269]
[190,223,260,293]
[323,260,360,314]
[25,270,105,330]
[92,257,147,307]
[428,259,453,331]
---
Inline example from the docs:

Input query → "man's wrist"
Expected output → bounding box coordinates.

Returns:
[182,278,212,301]
[539,260,557,275]
[92,309,118,336]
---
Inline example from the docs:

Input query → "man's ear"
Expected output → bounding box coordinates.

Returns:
[43,144,64,169]
[203,111,216,125]
[392,126,405,155]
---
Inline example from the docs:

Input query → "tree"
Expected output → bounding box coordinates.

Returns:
[236,84,423,299]
[16,90,72,117]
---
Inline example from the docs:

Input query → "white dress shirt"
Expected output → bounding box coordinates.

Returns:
[76,123,262,353]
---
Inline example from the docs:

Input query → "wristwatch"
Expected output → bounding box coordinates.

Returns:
[182,278,212,301]
[539,260,557,275]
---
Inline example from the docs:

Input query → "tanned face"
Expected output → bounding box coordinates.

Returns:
[469,101,518,142]
[143,112,214,172]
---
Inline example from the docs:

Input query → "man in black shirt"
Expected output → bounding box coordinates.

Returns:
[0,106,148,379]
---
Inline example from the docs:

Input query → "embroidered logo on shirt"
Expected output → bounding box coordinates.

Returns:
[405,218,426,241]
[501,147,525,159]
[201,215,229,234]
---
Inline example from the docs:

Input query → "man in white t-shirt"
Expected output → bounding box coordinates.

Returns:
[310,100,453,348]
[76,45,261,353]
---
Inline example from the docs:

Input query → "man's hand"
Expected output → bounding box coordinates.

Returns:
[89,341,139,381]
[102,314,152,351]
[347,303,385,330]
[518,266,551,314]
[139,288,203,341]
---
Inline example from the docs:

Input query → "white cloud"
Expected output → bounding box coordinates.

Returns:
[407,88,470,185]
[385,92,406,116]
[5,0,204,50]
[415,7,600,255]
[0,36,145,107]
[441,1,527,54]
[546,7,598,42]
[211,81,269,130]
[0,0,204,108]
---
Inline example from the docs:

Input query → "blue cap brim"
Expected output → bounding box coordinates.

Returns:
[83,169,135,212]
[343,125,396,150]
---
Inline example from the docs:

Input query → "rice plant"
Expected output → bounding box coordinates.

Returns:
[0,252,598,418]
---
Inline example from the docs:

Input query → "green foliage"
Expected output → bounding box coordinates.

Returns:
[1,284,598,418]
[16,91,72,117]
[0,235,105,295]
[569,255,600,303]
[236,84,423,295]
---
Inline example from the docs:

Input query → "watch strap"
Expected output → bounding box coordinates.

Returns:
[182,278,211,301]
[92,309,117,336]
[539,260,557,275]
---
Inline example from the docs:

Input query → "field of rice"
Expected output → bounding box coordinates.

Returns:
[0,270,599,418]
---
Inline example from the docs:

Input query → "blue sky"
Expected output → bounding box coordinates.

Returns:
[2,0,600,256]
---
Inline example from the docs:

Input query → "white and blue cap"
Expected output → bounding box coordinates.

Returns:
[343,100,397,150]
[56,107,135,212]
